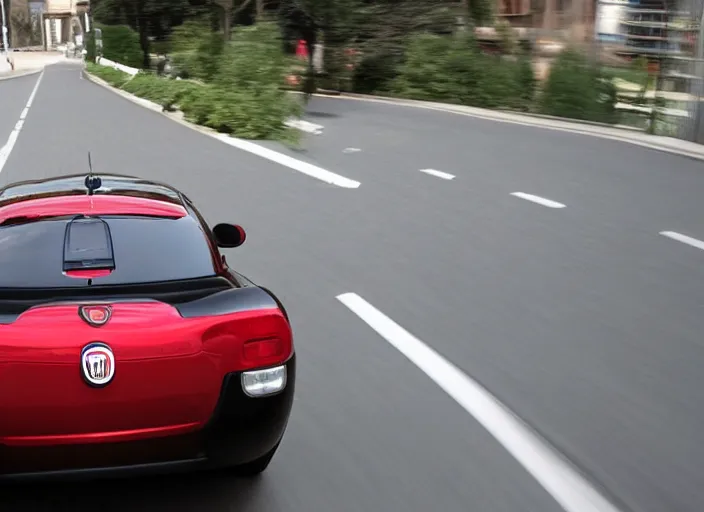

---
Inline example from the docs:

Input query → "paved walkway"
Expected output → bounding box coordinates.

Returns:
[0,51,67,79]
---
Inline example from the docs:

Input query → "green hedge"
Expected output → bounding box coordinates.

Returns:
[86,65,300,142]
[350,32,617,124]
[98,24,142,69]
[539,49,617,124]
[121,73,202,112]
[391,33,535,111]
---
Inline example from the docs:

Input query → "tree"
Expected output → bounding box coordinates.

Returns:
[278,0,358,90]
[212,0,257,40]
[92,0,194,67]
[463,0,493,28]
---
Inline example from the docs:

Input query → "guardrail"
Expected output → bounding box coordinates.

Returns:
[96,56,139,76]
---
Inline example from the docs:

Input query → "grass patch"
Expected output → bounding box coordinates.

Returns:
[86,62,131,88]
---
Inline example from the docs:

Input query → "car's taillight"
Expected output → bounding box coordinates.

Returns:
[243,338,284,364]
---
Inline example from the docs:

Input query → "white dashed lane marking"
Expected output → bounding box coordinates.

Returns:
[659,231,704,252]
[511,192,566,209]
[420,168,455,180]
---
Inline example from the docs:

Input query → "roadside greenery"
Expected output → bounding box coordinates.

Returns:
[86,62,132,88]
[86,22,302,143]
[97,24,143,69]
[539,49,618,124]
[391,32,536,111]
[88,0,641,135]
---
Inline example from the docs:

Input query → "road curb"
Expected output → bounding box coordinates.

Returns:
[0,68,42,82]
[312,91,704,162]
[81,69,164,113]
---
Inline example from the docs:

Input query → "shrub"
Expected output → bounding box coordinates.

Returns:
[85,30,97,63]
[86,62,131,88]
[214,23,288,91]
[169,28,224,81]
[122,73,202,111]
[392,32,525,109]
[540,48,618,124]
[87,22,303,143]
[170,19,211,53]
[98,24,142,69]
[169,51,199,79]
[194,31,225,82]
[515,52,536,108]
[352,50,400,94]
[205,22,301,141]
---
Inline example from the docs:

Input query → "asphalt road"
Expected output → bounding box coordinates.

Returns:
[1,62,703,512]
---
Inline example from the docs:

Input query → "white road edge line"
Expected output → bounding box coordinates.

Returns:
[659,231,704,251]
[511,192,566,209]
[0,71,44,174]
[214,134,359,188]
[336,292,623,512]
[419,168,456,180]
[81,69,358,189]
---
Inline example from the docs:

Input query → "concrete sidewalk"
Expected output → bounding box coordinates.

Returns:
[321,91,704,162]
[0,51,67,80]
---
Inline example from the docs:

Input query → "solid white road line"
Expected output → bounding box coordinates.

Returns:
[0,70,44,174]
[659,231,704,251]
[82,69,359,189]
[336,292,622,512]
[419,168,456,180]
[215,134,360,189]
[511,192,566,209]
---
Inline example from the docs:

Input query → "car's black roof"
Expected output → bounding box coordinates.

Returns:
[0,173,185,208]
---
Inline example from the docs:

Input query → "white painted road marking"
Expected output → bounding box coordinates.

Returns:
[83,66,358,189]
[659,231,704,251]
[336,292,622,512]
[284,118,324,135]
[0,71,44,174]
[419,168,455,180]
[511,192,566,209]
[215,134,360,189]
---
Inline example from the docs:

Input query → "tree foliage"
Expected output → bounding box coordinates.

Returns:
[97,24,143,68]
[392,32,534,110]
[540,48,618,124]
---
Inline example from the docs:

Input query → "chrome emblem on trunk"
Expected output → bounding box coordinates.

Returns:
[79,305,112,327]
[81,343,115,387]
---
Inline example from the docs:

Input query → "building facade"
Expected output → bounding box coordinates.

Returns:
[6,0,89,50]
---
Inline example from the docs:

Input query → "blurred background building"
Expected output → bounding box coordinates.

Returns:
[2,0,89,50]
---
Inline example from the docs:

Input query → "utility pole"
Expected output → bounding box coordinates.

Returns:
[1,0,9,52]
[0,0,10,73]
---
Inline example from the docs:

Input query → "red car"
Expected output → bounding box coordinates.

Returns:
[0,173,295,481]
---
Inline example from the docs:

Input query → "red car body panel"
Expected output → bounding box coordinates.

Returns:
[0,303,291,446]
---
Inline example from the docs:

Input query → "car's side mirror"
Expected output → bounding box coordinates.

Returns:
[213,223,246,248]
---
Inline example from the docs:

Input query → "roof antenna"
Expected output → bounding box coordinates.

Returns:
[85,151,101,196]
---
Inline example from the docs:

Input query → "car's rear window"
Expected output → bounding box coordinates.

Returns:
[0,216,217,288]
